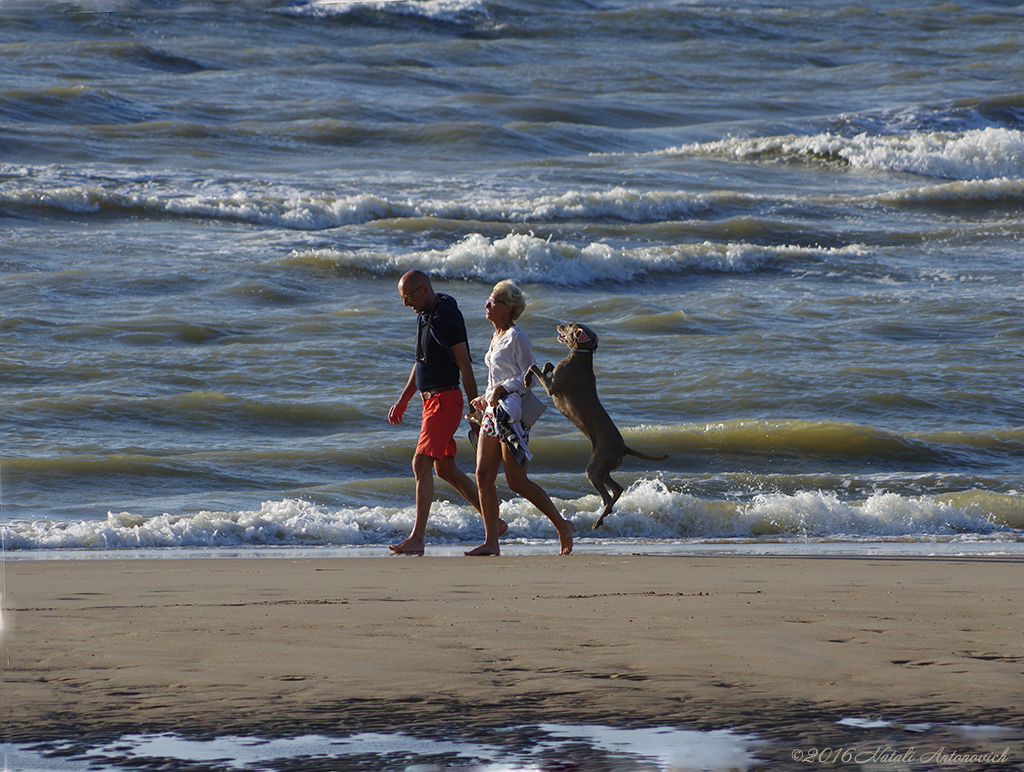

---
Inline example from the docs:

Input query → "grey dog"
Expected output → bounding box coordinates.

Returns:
[528,322,667,528]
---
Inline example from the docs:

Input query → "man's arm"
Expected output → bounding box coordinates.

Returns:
[389,364,418,425]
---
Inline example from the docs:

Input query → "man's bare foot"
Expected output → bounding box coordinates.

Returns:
[498,518,509,537]
[557,519,574,555]
[464,543,500,556]
[388,537,425,556]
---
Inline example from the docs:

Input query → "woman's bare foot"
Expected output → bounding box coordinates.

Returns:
[557,519,574,555]
[464,542,500,556]
[462,518,507,556]
[388,537,425,556]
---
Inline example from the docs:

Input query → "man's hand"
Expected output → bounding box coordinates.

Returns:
[388,399,408,425]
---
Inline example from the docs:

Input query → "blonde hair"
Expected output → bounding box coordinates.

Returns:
[492,280,527,321]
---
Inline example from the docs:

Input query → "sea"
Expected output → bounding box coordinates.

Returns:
[4,1,1024,769]
[3,0,1024,562]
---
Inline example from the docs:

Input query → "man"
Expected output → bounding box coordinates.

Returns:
[388,270,484,555]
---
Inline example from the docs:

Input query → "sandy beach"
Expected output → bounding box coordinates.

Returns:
[3,554,1022,764]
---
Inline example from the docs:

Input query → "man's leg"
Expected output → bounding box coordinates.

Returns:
[389,453,436,555]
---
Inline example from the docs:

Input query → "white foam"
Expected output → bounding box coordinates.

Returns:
[661,128,1024,180]
[536,724,764,771]
[284,0,489,23]
[6,725,765,771]
[2,479,1020,553]
[420,186,715,222]
[302,232,868,285]
[875,176,1024,205]
[0,170,724,231]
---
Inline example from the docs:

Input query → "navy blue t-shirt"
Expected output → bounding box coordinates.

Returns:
[414,293,469,392]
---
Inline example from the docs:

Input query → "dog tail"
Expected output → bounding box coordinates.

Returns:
[626,447,668,463]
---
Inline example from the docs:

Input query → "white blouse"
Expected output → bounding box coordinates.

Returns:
[484,325,535,397]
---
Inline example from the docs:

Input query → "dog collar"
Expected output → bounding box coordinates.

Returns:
[569,348,594,354]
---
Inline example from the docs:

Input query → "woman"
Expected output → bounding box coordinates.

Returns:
[466,280,574,556]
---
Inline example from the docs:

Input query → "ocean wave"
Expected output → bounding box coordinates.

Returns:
[3,482,1021,551]
[280,0,489,24]
[7,167,1016,237]
[871,176,1024,208]
[0,84,167,126]
[418,187,720,223]
[650,419,1024,470]
[661,128,1024,181]
[8,419,1022,500]
[0,178,399,227]
[298,233,866,284]
[4,0,135,13]
[8,390,361,436]
[533,420,1024,474]
[0,172,723,228]
[598,480,1024,539]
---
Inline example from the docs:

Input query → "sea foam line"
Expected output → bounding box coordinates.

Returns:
[2,483,1020,551]
[657,128,1024,181]
[871,176,1024,206]
[293,232,867,285]
[280,0,489,24]
[8,724,765,772]
[0,173,722,229]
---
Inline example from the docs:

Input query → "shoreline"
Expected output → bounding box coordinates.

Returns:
[4,537,1024,562]
[4,554,1022,754]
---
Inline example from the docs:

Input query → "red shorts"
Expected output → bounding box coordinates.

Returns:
[416,388,464,459]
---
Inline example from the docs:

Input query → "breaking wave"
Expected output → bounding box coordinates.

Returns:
[661,128,1024,181]
[3,481,1022,552]
[279,0,490,25]
[0,170,721,228]
[293,233,867,285]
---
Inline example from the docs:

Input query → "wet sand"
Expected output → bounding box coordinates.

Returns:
[3,554,1022,752]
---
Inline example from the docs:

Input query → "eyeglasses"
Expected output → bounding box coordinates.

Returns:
[485,297,507,309]
[400,285,424,302]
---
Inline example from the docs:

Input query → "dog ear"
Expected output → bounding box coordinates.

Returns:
[576,329,591,344]
[579,325,598,350]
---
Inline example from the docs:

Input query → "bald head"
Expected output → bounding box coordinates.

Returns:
[398,270,436,312]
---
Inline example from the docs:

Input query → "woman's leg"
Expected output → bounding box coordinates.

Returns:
[502,446,574,555]
[465,433,504,556]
